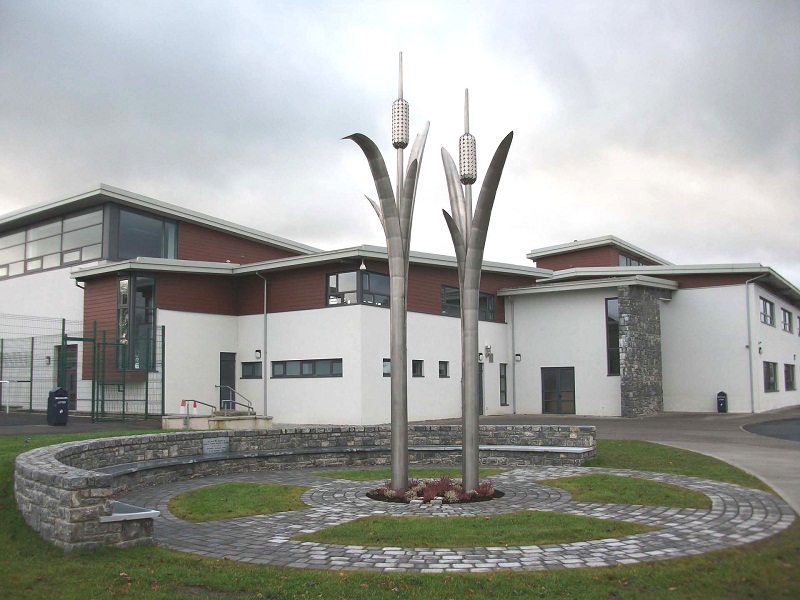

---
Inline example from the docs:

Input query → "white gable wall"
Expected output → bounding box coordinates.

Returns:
[510,288,621,416]
[661,286,751,412]
[0,268,86,320]
[158,309,238,415]
[750,284,800,412]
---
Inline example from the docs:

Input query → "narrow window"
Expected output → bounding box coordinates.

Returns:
[764,362,779,392]
[499,363,508,406]
[412,360,424,377]
[781,309,793,333]
[383,358,391,377]
[760,298,775,326]
[785,364,796,391]
[241,362,263,379]
[272,359,342,378]
[606,298,620,376]
[438,361,449,378]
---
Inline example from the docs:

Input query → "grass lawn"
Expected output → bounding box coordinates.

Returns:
[539,473,713,509]
[1,435,797,598]
[295,511,658,547]
[168,482,311,522]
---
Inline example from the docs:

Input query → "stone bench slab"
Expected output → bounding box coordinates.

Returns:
[98,501,160,523]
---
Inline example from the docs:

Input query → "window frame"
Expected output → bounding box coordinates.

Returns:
[326,269,390,308]
[440,285,496,322]
[241,361,263,379]
[781,308,793,333]
[412,359,424,378]
[605,297,620,376]
[760,297,775,326]
[116,273,156,372]
[764,361,779,393]
[438,360,449,378]
[271,358,343,379]
[785,364,796,391]
[499,363,508,406]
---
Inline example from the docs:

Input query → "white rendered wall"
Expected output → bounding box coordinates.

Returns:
[236,314,266,415]
[749,285,800,413]
[157,310,238,415]
[0,267,87,320]
[661,286,751,412]
[265,306,363,424]
[511,288,621,416]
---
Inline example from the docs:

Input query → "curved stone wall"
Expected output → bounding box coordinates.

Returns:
[14,424,595,551]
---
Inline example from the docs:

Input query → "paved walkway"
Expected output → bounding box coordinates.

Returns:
[120,466,795,573]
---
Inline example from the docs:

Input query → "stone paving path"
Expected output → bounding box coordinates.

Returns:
[120,467,795,573]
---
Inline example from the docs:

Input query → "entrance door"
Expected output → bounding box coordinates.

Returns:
[478,362,485,415]
[541,367,576,414]
[56,344,78,410]
[220,352,236,410]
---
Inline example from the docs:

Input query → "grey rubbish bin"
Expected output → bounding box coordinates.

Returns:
[716,391,728,414]
[47,387,69,426]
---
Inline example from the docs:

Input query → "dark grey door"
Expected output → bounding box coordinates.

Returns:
[220,352,236,409]
[478,362,485,416]
[541,367,576,414]
[56,344,78,410]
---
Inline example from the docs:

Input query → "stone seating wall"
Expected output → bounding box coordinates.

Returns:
[14,424,595,551]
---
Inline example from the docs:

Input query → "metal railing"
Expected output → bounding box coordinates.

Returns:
[214,385,255,415]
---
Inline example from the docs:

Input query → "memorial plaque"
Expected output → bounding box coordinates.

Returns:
[202,437,230,454]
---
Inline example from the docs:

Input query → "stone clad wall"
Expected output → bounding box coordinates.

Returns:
[619,286,666,417]
[15,425,595,551]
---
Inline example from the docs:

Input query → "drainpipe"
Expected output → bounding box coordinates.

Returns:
[509,298,517,414]
[256,273,270,418]
[745,273,769,413]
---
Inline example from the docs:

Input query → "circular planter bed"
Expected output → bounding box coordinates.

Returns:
[367,476,504,504]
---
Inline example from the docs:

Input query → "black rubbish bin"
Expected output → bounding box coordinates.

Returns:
[716,391,728,414]
[47,387,69,426]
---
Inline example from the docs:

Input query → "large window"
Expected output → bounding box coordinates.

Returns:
[606,298,620,376]
[786,364,796,391]
[781,309,793,333]
[0,208,103,279]
[117,208,177,260]
[117,274,156,371]
[326,270,389,307]
[760,298,775,326]
[440,286,496,321]
[271,359,342,378]
[764,362,779,392]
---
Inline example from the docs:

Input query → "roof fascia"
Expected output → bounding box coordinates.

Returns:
[72,258,237,279]
[499,275,679,297]
[1,184,320,255]
[526,235,672,265]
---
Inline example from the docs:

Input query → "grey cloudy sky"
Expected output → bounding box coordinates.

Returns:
[1,0,798,282]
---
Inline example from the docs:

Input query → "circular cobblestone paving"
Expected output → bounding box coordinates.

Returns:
[119,467,795,573]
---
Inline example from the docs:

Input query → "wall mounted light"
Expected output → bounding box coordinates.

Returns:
[255,350,262,360]
[45,356,51,365]
[758,342,763,355]
[515,353,522,363]
[359,260,367,271]
[478,352,484,363]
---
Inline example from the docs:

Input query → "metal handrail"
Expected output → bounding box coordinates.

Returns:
[182,399,217,415]
[214,385,255,415]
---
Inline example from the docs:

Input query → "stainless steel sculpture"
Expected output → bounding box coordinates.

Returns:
[442,89,513,491]
[346,53,429,490]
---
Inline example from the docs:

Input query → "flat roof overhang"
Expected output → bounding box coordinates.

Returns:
[71,245,552,281]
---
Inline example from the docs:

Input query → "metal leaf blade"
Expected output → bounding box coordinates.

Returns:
[470,131,513,260]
